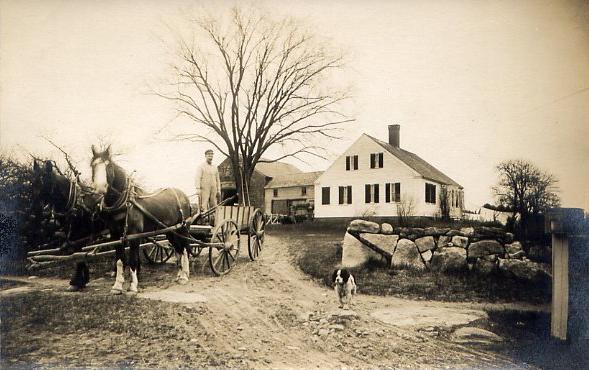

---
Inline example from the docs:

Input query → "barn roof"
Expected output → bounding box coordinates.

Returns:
[265,171,324,189]
[366,134,462,188]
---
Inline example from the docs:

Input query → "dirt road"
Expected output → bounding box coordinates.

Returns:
[1,233,525,368]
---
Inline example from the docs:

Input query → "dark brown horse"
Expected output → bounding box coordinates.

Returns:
[32,159,105,290]
[90,145,192,294]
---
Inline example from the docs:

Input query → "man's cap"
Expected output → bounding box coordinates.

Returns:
[205,149,214,155]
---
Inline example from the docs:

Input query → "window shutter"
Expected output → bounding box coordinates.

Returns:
[365,184,371,203]
[374,184,379,203]
[347,185,352,204]
[433,185,436,204]
[322,187,330,205]
[339,186,344,205]
[385,183,391,203]
[353,155,358,170]
[378,153,383,168]
[346,156,350,171]
[425,184,429,203]
[370,154,375,168]
[395,183,401,202]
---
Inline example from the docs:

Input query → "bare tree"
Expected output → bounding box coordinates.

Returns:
[396,194,415,226]
[439,185,450,221]
[493,159,560,233]
[162,8,351,202]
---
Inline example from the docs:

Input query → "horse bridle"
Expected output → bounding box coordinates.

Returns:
[96,161,132,213]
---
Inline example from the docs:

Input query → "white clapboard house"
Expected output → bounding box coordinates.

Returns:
[314,125,464,219]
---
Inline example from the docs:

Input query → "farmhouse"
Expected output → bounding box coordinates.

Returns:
[314,125,464,219]
[264,171,323,217]
[218,157,301,211]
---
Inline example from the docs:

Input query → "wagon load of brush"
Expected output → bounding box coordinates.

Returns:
[26,195,266,276]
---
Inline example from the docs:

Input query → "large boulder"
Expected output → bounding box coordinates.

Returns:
[391,239,425,270]
[341,232,381,268]
[347,219,380,234]
[360,233,399,255]
[430,247,467,272]
[505,241,523,255]
[498,259,551,281]
[421,250,433,263]
[437,235,451,249]
[474,226,506,240]
[451,235,469,248]
[451,327,503,345]
[446,229,461,237]
[460,227,475,237]
[398,227,410,238]
[381,223,394,235]
[468,240,504,259]
[408,228,425,238]
[415,236,435,252]
[423,227,450,236]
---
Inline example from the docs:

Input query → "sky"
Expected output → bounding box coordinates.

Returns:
[1,0,588,210]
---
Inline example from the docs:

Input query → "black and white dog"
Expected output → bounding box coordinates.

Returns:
[332,269,357,309]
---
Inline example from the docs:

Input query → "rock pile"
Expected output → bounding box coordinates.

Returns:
[301,309,360,338]
[344,220,551,282]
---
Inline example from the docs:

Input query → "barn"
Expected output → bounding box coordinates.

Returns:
[264,171,323,218]
[217,157,302,212]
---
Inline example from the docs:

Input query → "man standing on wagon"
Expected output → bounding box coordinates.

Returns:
[195,149,221,212]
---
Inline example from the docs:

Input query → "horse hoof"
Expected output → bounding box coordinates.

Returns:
[67,285,82,292]
[126,290,138,296]
[178,278,189,285]
[110,288,123,295]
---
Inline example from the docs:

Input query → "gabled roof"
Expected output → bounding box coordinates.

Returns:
[218,157,302,178]
[255,160,302,178]
[265,171,323,189]
[366,134,462,188]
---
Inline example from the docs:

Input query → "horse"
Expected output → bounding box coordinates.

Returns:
[89,145,192,294]
[32,159,106,290]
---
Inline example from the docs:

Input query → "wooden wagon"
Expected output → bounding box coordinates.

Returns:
[142,204,266,275]
[27,198,266,276]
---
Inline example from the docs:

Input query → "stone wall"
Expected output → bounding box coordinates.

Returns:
[342,219,551,282]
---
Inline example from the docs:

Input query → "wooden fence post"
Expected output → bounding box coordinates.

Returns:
[546,207,584,341]
[551,229,569,340]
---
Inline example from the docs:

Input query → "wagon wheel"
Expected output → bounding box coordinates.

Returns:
[143,240,174,264]
[208,220,240,276]
[247,209,266,261]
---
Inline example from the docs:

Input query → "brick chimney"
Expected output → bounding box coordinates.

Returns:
[388,124,400,148]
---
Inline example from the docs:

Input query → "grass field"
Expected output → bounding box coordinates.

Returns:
[275,223,551,304]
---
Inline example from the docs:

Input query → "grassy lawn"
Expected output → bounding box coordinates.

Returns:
[275,223,551,304]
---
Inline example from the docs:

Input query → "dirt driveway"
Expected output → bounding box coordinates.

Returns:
[1,232,528,368]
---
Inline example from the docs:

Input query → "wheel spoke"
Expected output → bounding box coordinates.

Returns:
[213,250,224,269]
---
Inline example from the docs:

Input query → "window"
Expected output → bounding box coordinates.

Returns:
[370,153,383,169]
[273,189,278,197]
[301,187,307,196]
[338,186,353,205]
[321,187,330,205]
[364,184,380,203]
[345,155,359,171]
[425,183,436,204]
[385,182,401,203]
